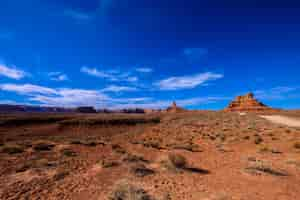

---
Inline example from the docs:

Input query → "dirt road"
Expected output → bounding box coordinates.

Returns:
[260,115,300,127]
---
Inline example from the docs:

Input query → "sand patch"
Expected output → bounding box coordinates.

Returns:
[260,115,300,128]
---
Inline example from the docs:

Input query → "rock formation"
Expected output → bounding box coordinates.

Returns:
[166,101,185,113]
[225,93,273,112]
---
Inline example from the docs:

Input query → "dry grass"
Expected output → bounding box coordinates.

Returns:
[168,153,187,169]
[130,163,155,177]
[246,160,288,176]
[0,114,70,126]
[2,145,24,154]
[59,116,160,126]
[33,142,55,151]
[109,180,155,200]
[294,142,300,149]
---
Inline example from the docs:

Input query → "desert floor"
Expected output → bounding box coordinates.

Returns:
[0,111,300,200]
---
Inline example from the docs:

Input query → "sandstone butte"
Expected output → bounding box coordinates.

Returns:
[165,101,186,113]
[225,93,277,112]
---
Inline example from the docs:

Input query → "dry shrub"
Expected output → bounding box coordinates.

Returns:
[168,153,187,169]
[34,142,55,151]
[171,142,201,152]
[294,142,300,149]
[60,117,160,127]
[61,148,77,157]
[16,158,57,173]
[102,159,120,168]
[2,145,24,154]
[70,140,82,145]
[112,144,126,154]
[246,160,288,176]
[53,170,69,181]
[109,180,154,200]
[130,163,155,177]
[123,153,148,163]
[254,136,263,145]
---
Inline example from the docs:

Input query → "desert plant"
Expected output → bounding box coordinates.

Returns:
[61,148,77,157]
[143,141,161,149]
[70,140,82,145]
[112,144,126,154]
[53,170,69,181]
[15,164,31,173]
[294,142,300,149]
[130,163,155,177]
[243,135,250,140]
[34,142,55,151]
[168,153,187,169]
[246,160,288,176]
[84,141,98,147]
[2,145,24,154]
[102,159,120,168]
[123,153,148,163]
[254,136,263,145]
[171,142,201,152]
[109,180,154,200]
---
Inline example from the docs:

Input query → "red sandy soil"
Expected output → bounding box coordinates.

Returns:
[0,111,300,200]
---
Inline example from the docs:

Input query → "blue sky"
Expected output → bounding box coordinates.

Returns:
[0,0,300,109]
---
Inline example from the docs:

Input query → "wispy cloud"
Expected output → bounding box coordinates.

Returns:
[0,84,57,95]
[108,96,228,109]
[64,9,93,22]
[183,48,208,61]
[0,83,108,108]
[81,66,112,78]
[80,66,138,83]
[135,67,153,73]
[155,72,223,90]
[0,100,17,105]
[254,86,300,100]
[101,85,138,92]
[0,82,227,109]
[48,72,69,81]
[0,64,27,80]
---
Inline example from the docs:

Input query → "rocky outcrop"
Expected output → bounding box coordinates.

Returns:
[165,102,185,113]
[76,106,97,113]
[225,93,273,112]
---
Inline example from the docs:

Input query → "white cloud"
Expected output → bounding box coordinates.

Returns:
[0,64,27,80]
[81,66,139,83]
[254,86,299,100]
[81,66,114,79]
[126,76,138,82]
[0,83,227,109]
[0,100,17,105]
[183,48,208,62]
[30,89,108,107]
[48,72,69,81]
[64,9,93,22]
[155,72,223,90]
[0,83,109,108]
[184,48,208,56]
[101,85,138,92]
[135,67,153,73]
[0,84,56,95]
[108,96,227,109]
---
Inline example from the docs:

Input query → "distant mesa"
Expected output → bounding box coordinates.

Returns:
[225,93,274,112]
[165,101,186,113]
[75,106,97,113]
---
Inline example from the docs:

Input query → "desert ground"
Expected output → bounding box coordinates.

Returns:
[0,111,300,200]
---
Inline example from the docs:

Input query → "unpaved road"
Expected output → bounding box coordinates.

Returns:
[260,115,300,127]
